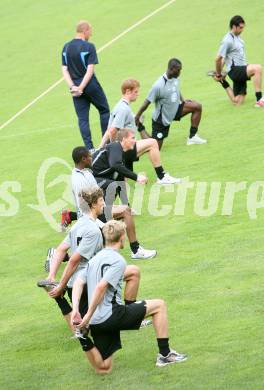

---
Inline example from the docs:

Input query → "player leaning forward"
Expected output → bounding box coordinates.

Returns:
[99,78,181,184]
[47,188,142,332]
[135,58,207,149]
[213,15,264,107]
[71,220,187,373]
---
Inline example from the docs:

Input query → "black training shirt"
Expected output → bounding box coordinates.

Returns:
[92,142,137,181]
[62,39,98,80]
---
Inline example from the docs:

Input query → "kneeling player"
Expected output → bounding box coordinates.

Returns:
[71,220,187,373]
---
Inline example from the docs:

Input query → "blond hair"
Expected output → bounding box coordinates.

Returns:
[102,220,126,244]
[121,79,140,94]
[76,21,91,33]
[117,128,134,141]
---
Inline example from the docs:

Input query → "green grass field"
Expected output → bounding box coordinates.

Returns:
[1,0,264,389]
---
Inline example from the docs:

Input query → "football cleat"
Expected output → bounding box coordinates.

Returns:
[156,350,188,367]
[207,70,227,78]
[61,209,72,231]
[140,319,153,328]
[187,134,207,145]
[37,279,60,292]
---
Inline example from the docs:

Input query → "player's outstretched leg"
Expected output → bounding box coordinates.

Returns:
[112,205,157,260]
[144,299,187,367]
[136,139,182,184]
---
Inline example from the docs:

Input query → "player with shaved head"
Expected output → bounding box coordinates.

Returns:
[135,58,207,149]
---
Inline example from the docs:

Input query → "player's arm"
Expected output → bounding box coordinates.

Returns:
[135,99,151,126]
[49,228,98,298]
[215,38,230,80]
[78,64,94,93]
[79,260,126,329]
[215,55,224,79]
[108,126,119,142]
[71,275,86,324]
[62,65,75,89]
[49,251,82,297]
[79,279,108,328]
[78,43,98,93]
[99,110,125,148]
[99,126,119,148]
[108,144,138,181]
[47,242,70,281]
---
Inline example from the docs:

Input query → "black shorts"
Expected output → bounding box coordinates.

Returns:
[89,301,147,360]
[55,287,88,317]
[95,177,129,221]
[228,65,249,96]
[152,102,185,140]
[67,287,88,318]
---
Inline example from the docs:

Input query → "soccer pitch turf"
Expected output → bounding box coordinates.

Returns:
[1,0,264,388]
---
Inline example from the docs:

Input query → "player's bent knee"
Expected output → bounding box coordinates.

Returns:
[195,102,202,111]
[248,64,262,75]
[123,207,132,217]
[158,298,166,308]
[150,138,159,148]
[95,367,112,375]
[146,298,166,315]
[96,359,112,374]
[128,264,140,279]
[124,265,140,280]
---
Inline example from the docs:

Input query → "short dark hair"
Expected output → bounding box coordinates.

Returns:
[72,146,90,164]
[229,15,245,29]
[168,58,182,69]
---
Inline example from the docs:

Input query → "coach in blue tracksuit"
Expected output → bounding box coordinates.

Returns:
[61,21,110,152]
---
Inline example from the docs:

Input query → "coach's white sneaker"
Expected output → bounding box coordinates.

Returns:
[187,134,207,145]
[131,246,157,260]
[157,173,182,185]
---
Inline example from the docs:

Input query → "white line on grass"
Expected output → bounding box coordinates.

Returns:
[0,0,176,132]
[0,124,75,139]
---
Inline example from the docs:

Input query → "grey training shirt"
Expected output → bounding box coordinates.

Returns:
[147,73,181,126]
[64,215,103,287]
[218,32,246,72]
[71,168,98,218]
[108,99,136,131]
[79,247,127,324]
